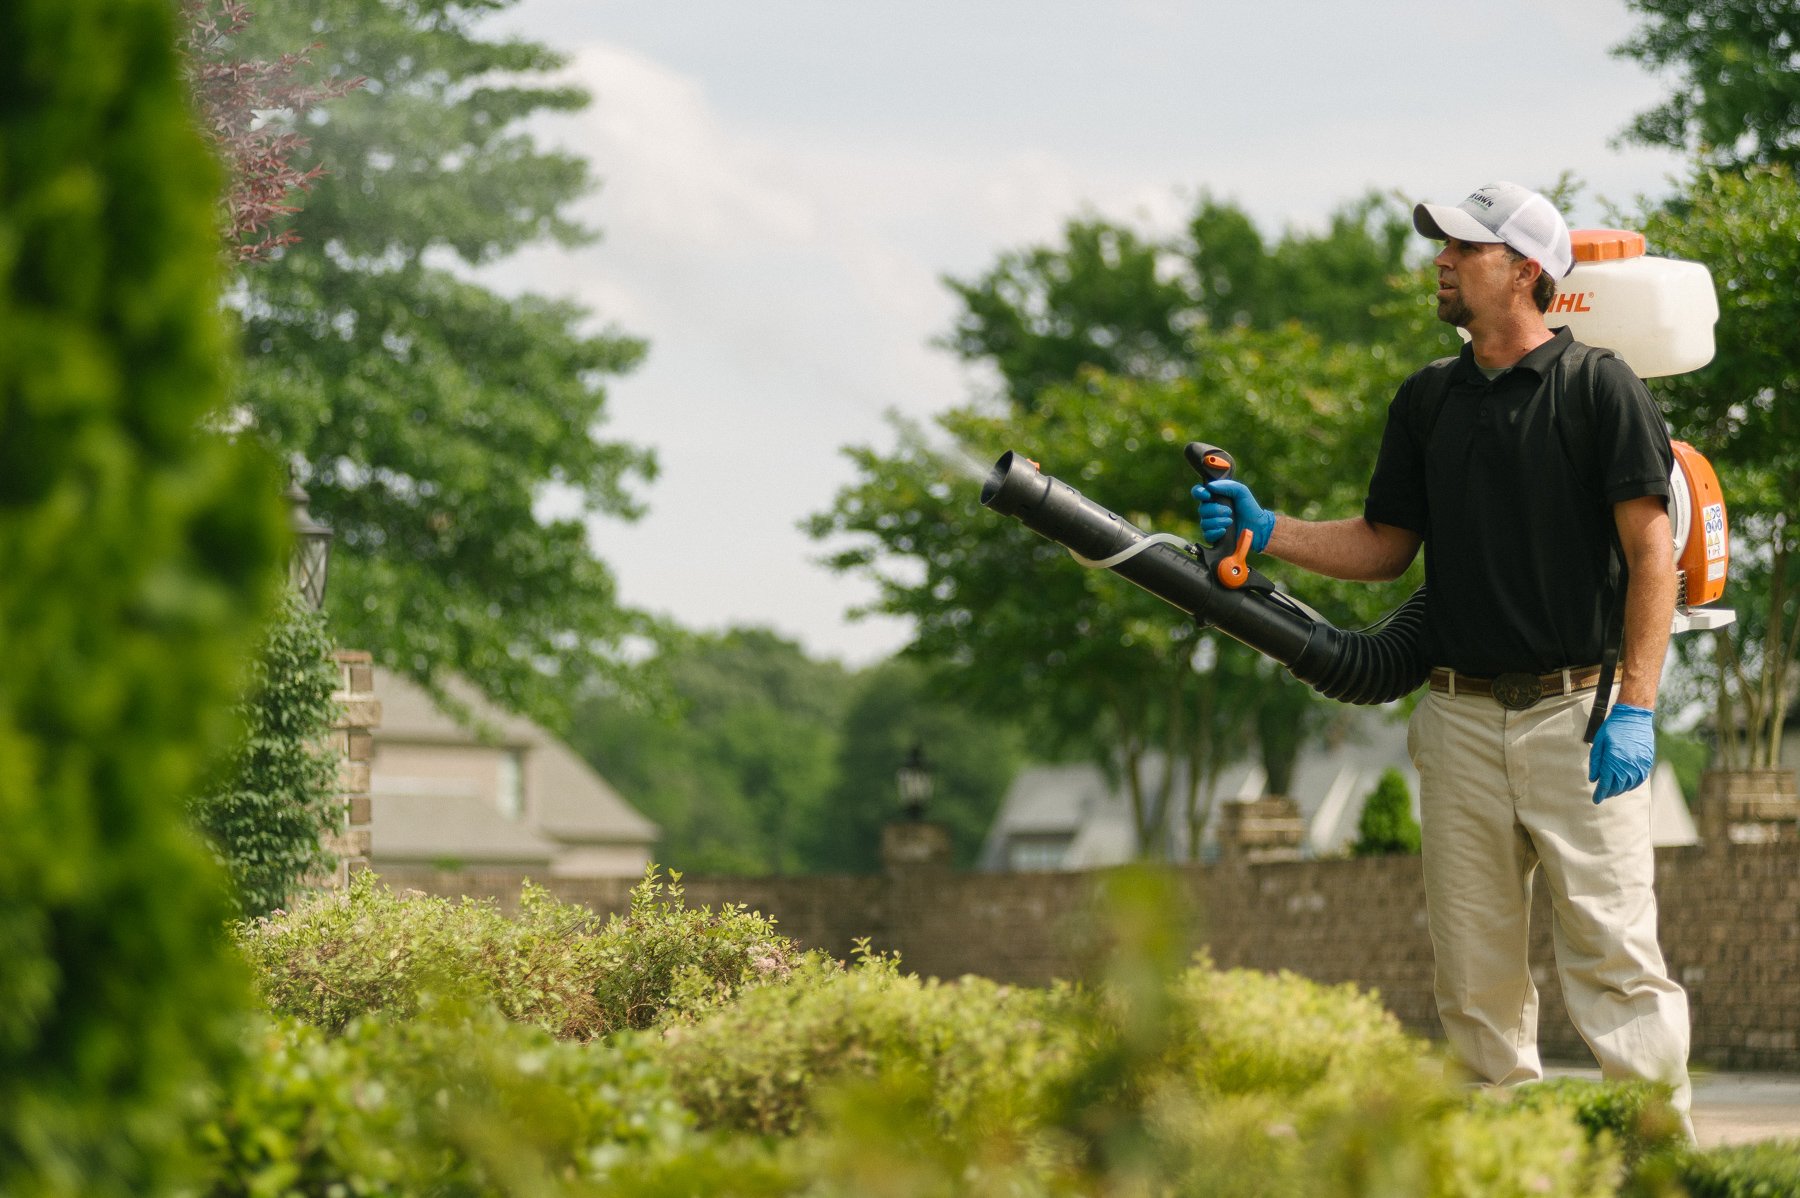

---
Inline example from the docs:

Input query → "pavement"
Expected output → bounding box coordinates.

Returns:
[1545,1064,1800,1150]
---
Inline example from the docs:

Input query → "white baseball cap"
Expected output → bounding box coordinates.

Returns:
[1413,181,1574,279]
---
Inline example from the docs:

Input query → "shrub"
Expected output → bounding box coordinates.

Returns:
[1352,766,1422,856]
[0,1,286,1193]
[657,946,1081,1138]
[1674,1139,1800,1197]
[1175,960,1426,1100]
[1498,1077,1686,1170]
[234,867,805,1038]
[189,589,343,918]
[193,1007,694,1196]
[1429,1099,1623,1198]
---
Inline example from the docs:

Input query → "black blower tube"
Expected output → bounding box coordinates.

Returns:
[979,450,1429,705]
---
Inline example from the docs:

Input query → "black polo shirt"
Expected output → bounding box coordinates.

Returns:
[1364,327,1673,676]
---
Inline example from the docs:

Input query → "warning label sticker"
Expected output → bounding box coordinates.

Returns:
[1703,504,1726,563]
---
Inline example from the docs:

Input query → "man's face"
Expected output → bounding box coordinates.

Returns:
[1432,238,1518,328]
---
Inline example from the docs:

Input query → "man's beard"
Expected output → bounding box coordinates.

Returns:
[1436,292,1473,327]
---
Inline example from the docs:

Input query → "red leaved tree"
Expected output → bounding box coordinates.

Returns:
[177,0,363,261]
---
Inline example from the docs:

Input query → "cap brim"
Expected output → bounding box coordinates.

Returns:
[1413,202,1503,243]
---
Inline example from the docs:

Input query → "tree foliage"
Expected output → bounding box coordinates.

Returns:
[569,629,855,875]
[0,1,286,1191]
[1614,0,1800,169]
[189,591,343,917]
[940,191,1421,411]
[176,0,362,260]
[223,0,655,729]
[1351,767,1421,857]
[568,631,1019,874]
[803,657,1026,873]
[1640,166,1800,767]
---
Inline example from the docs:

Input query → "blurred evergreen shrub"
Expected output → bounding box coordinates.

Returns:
[0,1,285,1194]
[189,589,342,918]
[1352,766,1422,856]
[235,868,805,1039]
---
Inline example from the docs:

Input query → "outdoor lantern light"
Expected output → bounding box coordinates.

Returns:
[895,741,933,822]
[286,481,334,612]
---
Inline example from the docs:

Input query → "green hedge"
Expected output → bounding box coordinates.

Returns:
[235,868,806,1038]
[659,947,1081,1137]
[0,1,285,1194]
[213,868,1800,1197]
[1674,1139,1800,1197]
[195,1008,694,1196]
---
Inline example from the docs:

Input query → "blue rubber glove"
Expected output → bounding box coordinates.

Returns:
[1588,703,1655,804]
[1191,478,1276,552]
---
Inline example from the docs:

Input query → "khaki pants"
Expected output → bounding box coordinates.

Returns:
[1408,686,1691,1116]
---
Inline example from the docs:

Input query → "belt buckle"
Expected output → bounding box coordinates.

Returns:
[1491,672,1544,711]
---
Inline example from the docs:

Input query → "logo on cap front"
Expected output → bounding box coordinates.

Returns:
[1466,188,1496,209]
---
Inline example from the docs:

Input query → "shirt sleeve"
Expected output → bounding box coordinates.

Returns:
[1363,372,1429,534]
[1592,354,1674,506]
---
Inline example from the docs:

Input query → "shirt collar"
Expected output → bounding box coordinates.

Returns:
[1454,325,1573,382]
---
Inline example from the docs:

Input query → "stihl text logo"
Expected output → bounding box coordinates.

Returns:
[1549,292,1594,314]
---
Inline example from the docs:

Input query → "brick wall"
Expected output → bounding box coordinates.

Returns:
[374,833,1800,1071]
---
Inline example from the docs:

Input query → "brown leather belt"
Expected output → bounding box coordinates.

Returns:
[1427,665,1610,711]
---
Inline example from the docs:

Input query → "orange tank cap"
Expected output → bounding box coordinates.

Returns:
[1571,228,1647,262]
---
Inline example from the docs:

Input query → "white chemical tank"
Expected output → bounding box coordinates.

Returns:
[1454,228,1719,378]
[1546,229,1718,378]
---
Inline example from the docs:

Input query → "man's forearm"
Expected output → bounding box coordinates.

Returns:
[1614,497,1676,710]
[1618,563,1675,710]
[1264,515,1420,583]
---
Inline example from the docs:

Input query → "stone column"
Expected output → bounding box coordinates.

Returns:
[1215,795,1306,864]
[1697,768,1799,846]
[880,820,952,873]
[321,650,380,885]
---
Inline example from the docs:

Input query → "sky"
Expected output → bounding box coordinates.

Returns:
[477,0,1688,666]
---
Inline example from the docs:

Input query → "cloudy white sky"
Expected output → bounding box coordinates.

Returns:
[477,0,1687,665]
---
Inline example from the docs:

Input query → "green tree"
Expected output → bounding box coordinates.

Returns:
[569,628,855,874]
[189,592,343,917]
[1615,0,1800,169]
[1187,191,1418,343]
[804,658,1026,873]
[0,0,286,1191]
[942,217,1197,411]
[1640,166,1800,768]
[941,191,1421,412]
[1351,768,1421,857]
[224,0,654,730]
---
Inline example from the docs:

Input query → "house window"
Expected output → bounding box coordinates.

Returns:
[497,749,524,821]
[1007,834,1071,872]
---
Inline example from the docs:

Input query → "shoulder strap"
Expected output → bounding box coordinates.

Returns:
[1554,343,1630,744]
[1548,342,1605,496]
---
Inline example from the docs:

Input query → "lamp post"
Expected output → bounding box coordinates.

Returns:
[286,481,334,611]
[895,741,933,822]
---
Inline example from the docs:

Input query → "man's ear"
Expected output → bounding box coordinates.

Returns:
[1517,257,1544,291]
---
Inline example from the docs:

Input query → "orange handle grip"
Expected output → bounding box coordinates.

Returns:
[1216,528,1253,589]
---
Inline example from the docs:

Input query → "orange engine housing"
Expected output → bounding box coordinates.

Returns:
[1670,439,1728,606]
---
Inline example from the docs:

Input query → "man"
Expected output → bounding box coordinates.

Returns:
[1195,182,1693,1125]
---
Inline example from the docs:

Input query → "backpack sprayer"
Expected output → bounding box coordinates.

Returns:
[979,229,1735,708]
